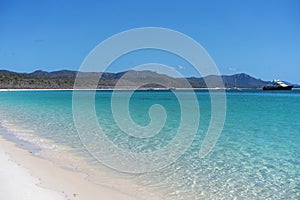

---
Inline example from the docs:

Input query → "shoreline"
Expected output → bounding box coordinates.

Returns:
[0,129,163,200]
[0,88,220,91]
[0,88,282,92]
[1,88,299,92]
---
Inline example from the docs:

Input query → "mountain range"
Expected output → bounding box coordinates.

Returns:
[0,69,297,89]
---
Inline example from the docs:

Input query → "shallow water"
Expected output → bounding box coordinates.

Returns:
[0,90,299,199]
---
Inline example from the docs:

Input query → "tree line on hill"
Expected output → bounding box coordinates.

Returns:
[0,69,289,89]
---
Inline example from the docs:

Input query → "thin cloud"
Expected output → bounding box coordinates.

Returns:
[228,67,237,72]
[177,65,184,69]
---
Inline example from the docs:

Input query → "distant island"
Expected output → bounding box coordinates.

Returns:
[0,69,298,89]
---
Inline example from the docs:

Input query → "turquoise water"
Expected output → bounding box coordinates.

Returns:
[0,90,299,199]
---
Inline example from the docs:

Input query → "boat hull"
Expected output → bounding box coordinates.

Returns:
[263,86,293,90]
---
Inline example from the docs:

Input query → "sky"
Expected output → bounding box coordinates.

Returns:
[0,0,299,83]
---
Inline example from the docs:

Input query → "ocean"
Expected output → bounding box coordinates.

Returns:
[0,90,299,199]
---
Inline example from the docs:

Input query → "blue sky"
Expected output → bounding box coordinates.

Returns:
[0,0,299,83]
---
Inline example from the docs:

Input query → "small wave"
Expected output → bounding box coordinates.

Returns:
[0,120,59,152]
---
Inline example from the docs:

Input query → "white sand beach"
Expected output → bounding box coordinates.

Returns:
[0,147,65,200]
[0,136,161,200]
[0,137,66,200]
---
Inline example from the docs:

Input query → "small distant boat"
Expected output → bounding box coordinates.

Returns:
[263,79,293,90]
[231,86,242,91]
[168,87,176,91]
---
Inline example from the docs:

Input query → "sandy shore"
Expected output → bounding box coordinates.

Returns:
[0,88,232,91]
[0,145,65,200]
[0,135,162,200]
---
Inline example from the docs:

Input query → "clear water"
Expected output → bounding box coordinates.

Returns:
[0,90,299,199]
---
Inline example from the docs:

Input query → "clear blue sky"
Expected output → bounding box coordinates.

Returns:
[0,0,299,83]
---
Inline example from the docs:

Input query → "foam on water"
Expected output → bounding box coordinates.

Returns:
[0,120,59,152]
